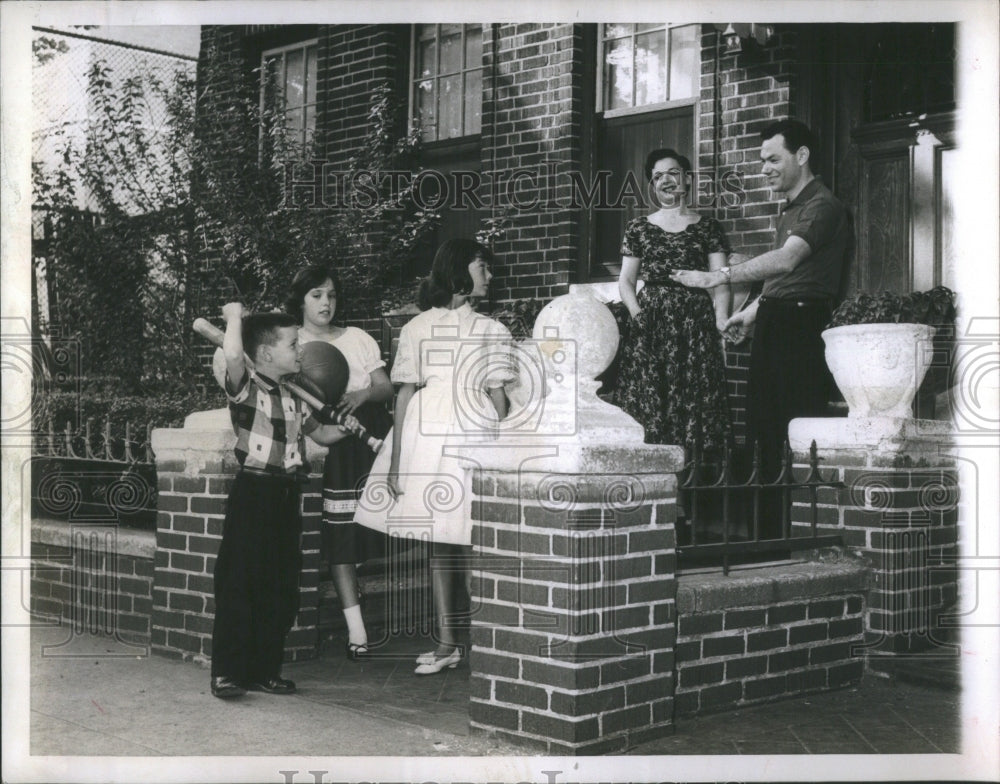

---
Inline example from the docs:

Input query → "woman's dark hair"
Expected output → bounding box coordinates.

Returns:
[417,239,493,311]
[643,148,692,181]
[284,266,343,323]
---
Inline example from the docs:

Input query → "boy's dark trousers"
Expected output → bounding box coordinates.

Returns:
[210,471,302,684]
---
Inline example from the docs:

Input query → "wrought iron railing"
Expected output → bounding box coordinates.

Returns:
[31,418,157,529]
[35,418,155,465]
[678,440,844,575]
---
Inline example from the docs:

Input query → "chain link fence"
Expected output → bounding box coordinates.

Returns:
[31,26,198,341]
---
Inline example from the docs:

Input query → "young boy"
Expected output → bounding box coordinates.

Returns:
[210,302,352,699]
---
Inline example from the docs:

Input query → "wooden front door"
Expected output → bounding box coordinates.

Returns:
[797,23,957,298]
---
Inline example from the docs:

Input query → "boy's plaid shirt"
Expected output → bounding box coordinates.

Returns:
[226,370,316,474]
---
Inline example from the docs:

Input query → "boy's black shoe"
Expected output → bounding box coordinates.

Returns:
[246,677,296,694]
[210,676,246,699]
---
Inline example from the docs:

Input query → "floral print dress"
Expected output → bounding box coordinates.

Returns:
[614,216,733,452]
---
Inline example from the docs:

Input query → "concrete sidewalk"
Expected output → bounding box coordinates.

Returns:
[29,625,959,758]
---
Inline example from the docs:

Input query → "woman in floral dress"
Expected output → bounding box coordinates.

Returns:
[615,148,733,453]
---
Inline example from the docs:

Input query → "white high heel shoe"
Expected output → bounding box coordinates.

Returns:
[415,651,437,666]
[414,649,461,675]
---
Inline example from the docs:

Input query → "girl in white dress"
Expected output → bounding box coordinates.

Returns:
[355,239,513,675]
[286,267,393,661]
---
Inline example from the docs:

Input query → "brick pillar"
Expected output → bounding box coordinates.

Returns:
[458,443,683,755]
[150,410,325,664]
[789,418,958,658]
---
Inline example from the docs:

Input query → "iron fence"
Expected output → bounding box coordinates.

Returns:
[31,417,157,530]
[678,440,845,575]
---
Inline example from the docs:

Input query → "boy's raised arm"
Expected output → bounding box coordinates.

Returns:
[222,302,247,393]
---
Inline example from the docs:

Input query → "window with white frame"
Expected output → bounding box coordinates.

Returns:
[412,24,483,141]
[261,40,318,153]
[600,23,700,114]
[588,23,702,279]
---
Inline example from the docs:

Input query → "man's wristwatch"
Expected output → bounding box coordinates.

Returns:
[718,266,732,284]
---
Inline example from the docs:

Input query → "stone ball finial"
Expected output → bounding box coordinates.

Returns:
[532,285,620,384]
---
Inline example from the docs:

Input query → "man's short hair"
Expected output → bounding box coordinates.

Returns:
[242,312,298,361]
[761,120,819,163]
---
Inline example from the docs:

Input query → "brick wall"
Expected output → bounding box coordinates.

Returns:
[698,28,797,260]
[464,445,683,755]
[674,562,868,717]
[317,25,406,168]
[790,426,959,657]
[31,520,155,644]
[482,23,583,305]
[150,426,325,664]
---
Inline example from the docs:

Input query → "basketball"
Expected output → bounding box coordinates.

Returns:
[295,341,350,406]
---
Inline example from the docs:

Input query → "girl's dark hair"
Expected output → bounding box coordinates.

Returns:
[284,266,343,323]
[417,239,493,311]
[643,148,692,181]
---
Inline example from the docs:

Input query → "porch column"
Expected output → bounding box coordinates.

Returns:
[789,417,958,659]
[453,286,684,753]
[460,445,683,754]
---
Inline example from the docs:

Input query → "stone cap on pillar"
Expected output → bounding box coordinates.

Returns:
[449,440,685,475]
[789,416,954,461]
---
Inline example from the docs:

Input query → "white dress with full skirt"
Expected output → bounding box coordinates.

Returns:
[354,304,514,546]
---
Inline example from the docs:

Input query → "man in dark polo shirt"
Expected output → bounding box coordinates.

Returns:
[671,119,848,537]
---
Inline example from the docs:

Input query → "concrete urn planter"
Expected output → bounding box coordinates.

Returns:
[822,323,936,418]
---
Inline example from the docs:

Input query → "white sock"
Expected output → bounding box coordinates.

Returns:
[343,604,367,647]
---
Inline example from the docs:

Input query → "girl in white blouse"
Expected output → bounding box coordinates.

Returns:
[287,267,393,661]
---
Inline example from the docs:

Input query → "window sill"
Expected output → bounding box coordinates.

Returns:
[600,97,697,120]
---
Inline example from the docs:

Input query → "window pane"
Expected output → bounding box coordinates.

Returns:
[438,73,462,138]
[464,25,482,69]
[604,24,633,40]
[636,23,664,33]
[306,46,317,106]
[415,79,435,141]
[635,31,667,106]
[464,67,482,134]
[669,24,699,100]
[439,24,462,74]
[604,37,634,110]
[285,48,305,108]
[418,36,437,79]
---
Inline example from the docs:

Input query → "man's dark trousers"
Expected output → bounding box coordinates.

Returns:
[747,297,833,538]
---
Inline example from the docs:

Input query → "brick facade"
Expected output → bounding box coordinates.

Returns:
[697,28,799,445]
[481,23,582,305]
[192,24,816,436]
